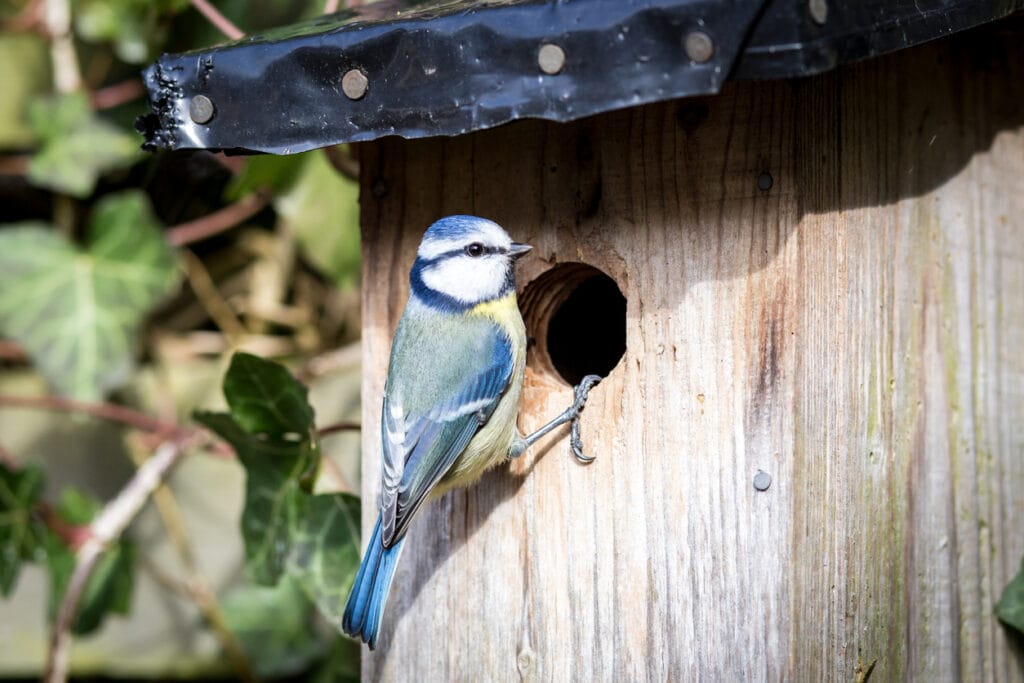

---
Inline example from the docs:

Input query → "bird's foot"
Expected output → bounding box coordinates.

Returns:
[506,374,602,462]
[569,374,601,463]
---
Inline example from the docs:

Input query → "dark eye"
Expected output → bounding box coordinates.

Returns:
[465,242,485,257]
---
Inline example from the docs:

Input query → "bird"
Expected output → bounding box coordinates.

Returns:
[342,215,600,649]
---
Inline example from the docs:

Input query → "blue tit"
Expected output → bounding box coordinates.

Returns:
[342,215,600,649]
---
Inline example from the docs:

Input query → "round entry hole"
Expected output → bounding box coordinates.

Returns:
[519,263,626,386]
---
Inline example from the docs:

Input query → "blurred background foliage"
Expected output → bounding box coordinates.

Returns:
[0,0,365,679]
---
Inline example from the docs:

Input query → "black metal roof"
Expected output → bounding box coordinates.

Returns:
[137,0,1023,154]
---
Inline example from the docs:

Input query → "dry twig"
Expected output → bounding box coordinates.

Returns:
[124,436,257,683]
[317,421,361,437]
[189,0,244,41]
[180,249,249,341]
[44,438,193,683]
[0,339,28,362]
[90,78,145,111]
[43,0,82,93]
[0,395,186,438]
[165,193,270,247]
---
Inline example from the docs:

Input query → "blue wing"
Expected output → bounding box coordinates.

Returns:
[379,318,514,547]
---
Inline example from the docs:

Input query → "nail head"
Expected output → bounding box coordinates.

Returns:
[809,0,828,25]
[371,177,389,199]
[757,171,774,191]
[188,94,215,124]
[684,31,714,63]
[538,43,566,75]
[342,69,369,100]
[753,470,772,491]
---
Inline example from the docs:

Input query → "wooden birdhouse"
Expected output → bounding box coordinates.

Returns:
[141,2,1024,679]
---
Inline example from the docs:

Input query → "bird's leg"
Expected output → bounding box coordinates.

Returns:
[508,374,602,463]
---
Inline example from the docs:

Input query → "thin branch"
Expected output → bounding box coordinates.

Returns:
[44,543,104,683]
[0,0,44,33]
[90,78,145,111]
[180,249,248,341]
[53,195,76,237]
[0,395,240,462]
[0,395,186,438]
[165,193,270,247]
[45,438,192,683]
[189,0,244,41]
[317,421,361,437]
[296,341,362,382]
[125,437,257,683]
[138,555,194,599]
[38,502,93,549]
[0,339,28,362]
[210,152,247,175]
[0,155,30,176]
[44,0,82,93]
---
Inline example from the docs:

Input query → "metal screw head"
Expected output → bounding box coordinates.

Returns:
[757,171,774,192]
[809,0,828,25]
[342,69,368,100]
[538,43,566,75]
[188,94,215,124]
[371,177,389,199]
[753,470,772,491]
[684,31,714,63]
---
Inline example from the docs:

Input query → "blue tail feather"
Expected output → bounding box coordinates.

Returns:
[343,517,406,649]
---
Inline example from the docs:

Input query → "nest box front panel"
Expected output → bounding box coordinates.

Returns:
[356,32,1024,681]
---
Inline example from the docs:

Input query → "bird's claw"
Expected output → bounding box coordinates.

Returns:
[570,374,601,464]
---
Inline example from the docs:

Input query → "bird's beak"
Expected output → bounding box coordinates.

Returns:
[508,242,532,259]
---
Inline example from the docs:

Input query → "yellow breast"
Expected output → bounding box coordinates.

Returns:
[430,292,527,497]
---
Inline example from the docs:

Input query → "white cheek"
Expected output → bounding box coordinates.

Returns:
[422,256,508,303]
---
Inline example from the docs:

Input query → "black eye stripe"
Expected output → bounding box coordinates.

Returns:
[422,244,506,264]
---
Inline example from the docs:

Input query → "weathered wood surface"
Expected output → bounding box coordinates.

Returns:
[358,21,1024,681]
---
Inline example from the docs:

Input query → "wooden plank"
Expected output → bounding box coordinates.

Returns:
[357,22,1024,681]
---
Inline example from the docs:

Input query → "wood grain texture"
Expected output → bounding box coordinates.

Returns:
[357,20,1024,681]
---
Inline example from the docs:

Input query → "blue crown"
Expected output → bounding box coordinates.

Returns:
[422,215,496,242]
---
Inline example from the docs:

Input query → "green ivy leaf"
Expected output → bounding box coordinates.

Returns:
[27,93,140,197]
[0,191,179,400]
[287,492,361,635]
[53,484,101,525]
[223,352,315,438]
[75,0,190,64]
[0,461,47,596]
[199,353,361,635]
[225,154,307,201]
[221,574,328,679]
[198,355,318,584]
[45,487,136,635]
[194,412,312,585]
[997,555,1024,638]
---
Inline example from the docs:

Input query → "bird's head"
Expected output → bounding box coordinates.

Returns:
[410,215,532,310]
